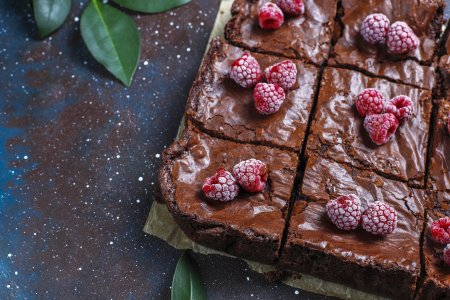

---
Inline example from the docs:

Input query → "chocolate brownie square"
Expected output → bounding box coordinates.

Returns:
[330,0,443,89]
[439,22,450,95]
[306,67,432,187]
[159,126,298,263]
[186,38,319,151]
[225,0,337,65]
[418,209,450,299]
[429,99,450,191]
[280,156,425,299]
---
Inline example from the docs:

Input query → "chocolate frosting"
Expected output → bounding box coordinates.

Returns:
[225,0,337,65]
[307,67,432,186]
[429,99,450,191]
[295,155,424,273]
[331,0,442,89]
[165,128,298,248]
[187,39,319,151]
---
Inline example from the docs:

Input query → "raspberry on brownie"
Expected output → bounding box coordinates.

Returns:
[280,156,426,299]
[418,210,450,299]
[429,99,450,191]
[225,0,338,65]
[159,126,298,263]
[186,38,319,151]
[306,67,432,187]
[330,0,444,89]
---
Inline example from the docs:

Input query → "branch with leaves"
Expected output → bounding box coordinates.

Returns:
[32,0,191,86]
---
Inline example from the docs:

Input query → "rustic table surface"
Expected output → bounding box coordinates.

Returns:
[1,1,449,299]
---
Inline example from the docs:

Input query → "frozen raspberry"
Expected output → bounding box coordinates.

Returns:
[273,0,305,16]
[233,159,268,193]
[363,113,399,146]
[258,3,284,30]
[253,82,286,115]
[360,13,390,44]
[230,52,262,88]
[386,21,419,54]
[265,60,297,90]
[431,217,450,244]
[355,88,385,117]
[384,95,414,123]
[444,244,450,266]
[202,168,239,202]
[361,201,398,235]
[325,194,362,231]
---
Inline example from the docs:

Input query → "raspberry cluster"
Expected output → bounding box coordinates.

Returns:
[360,13,419,54]
[430,217,450,267]
[258,0,306,30]
[229,52,298,115]
[355,88,414,146]
[326,195,398,236]
[202,159,268,201]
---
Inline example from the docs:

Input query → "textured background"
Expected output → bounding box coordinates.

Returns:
[0,1,448,299]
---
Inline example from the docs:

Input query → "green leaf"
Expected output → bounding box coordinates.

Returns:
[33,0,71,38]
[111,0,191,13]
[80,0,140,87]
[172,252,207,300]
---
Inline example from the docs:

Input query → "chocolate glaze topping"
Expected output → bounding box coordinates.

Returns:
[225,0,338,65]
[429,99,450,191]
[307,67,432,187]
[330,0,443,89]
[187,39,319,151]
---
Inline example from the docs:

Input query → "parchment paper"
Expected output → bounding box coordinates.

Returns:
[143,1,388,299]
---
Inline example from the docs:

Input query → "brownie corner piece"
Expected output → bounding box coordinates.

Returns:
[418,209,450,299]
[280,156,425,299]
[306,66,432,187]
[330,0,443,89]
[186,38,319,151]
[159,126,298,264]
[224,0,337,65]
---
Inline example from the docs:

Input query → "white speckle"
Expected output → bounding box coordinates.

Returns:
[78,267,82,271]
[250,294,253,297]
[109,241,113,245]
[246,277,250,281]
[136,199,140,203]
[86,185,90,188]
[155,154,160,158]
[295,290,299,295]
[14,271,18,275]
[6,285,10,289]
[187,48,191,52]
[116,155,120,159]
[74,17,79,22]
[7,253,12,258]
[23,155,28,160]
[138,177,143,182]
[33,233,36,236]
[144,61,149,66]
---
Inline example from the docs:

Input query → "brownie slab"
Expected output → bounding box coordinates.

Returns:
[225,0,337,65]
[429,99,450,192]
[307,67,432,187]
[418,210,450,299]
[187,38,319,151]
[280,156,425,299]
[330,0,443,89]
[159,127,298,263]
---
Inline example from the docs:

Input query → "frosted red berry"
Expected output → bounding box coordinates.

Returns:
[230,52,262,88]
[273,0,305,16]
[360,13,390,44]
[386,21,419,54]
[444,244,450,266]
[259,3,284,30]
[254,82,286,115]
[202,168,239,202]
[326,194,362,231]
[233,159,268,193]
[361,201,397,235]
[384,95,414,123]
[363,113,399,146]
[265,60,297,90]
[431,217,450,244]
[356,88,385,117]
